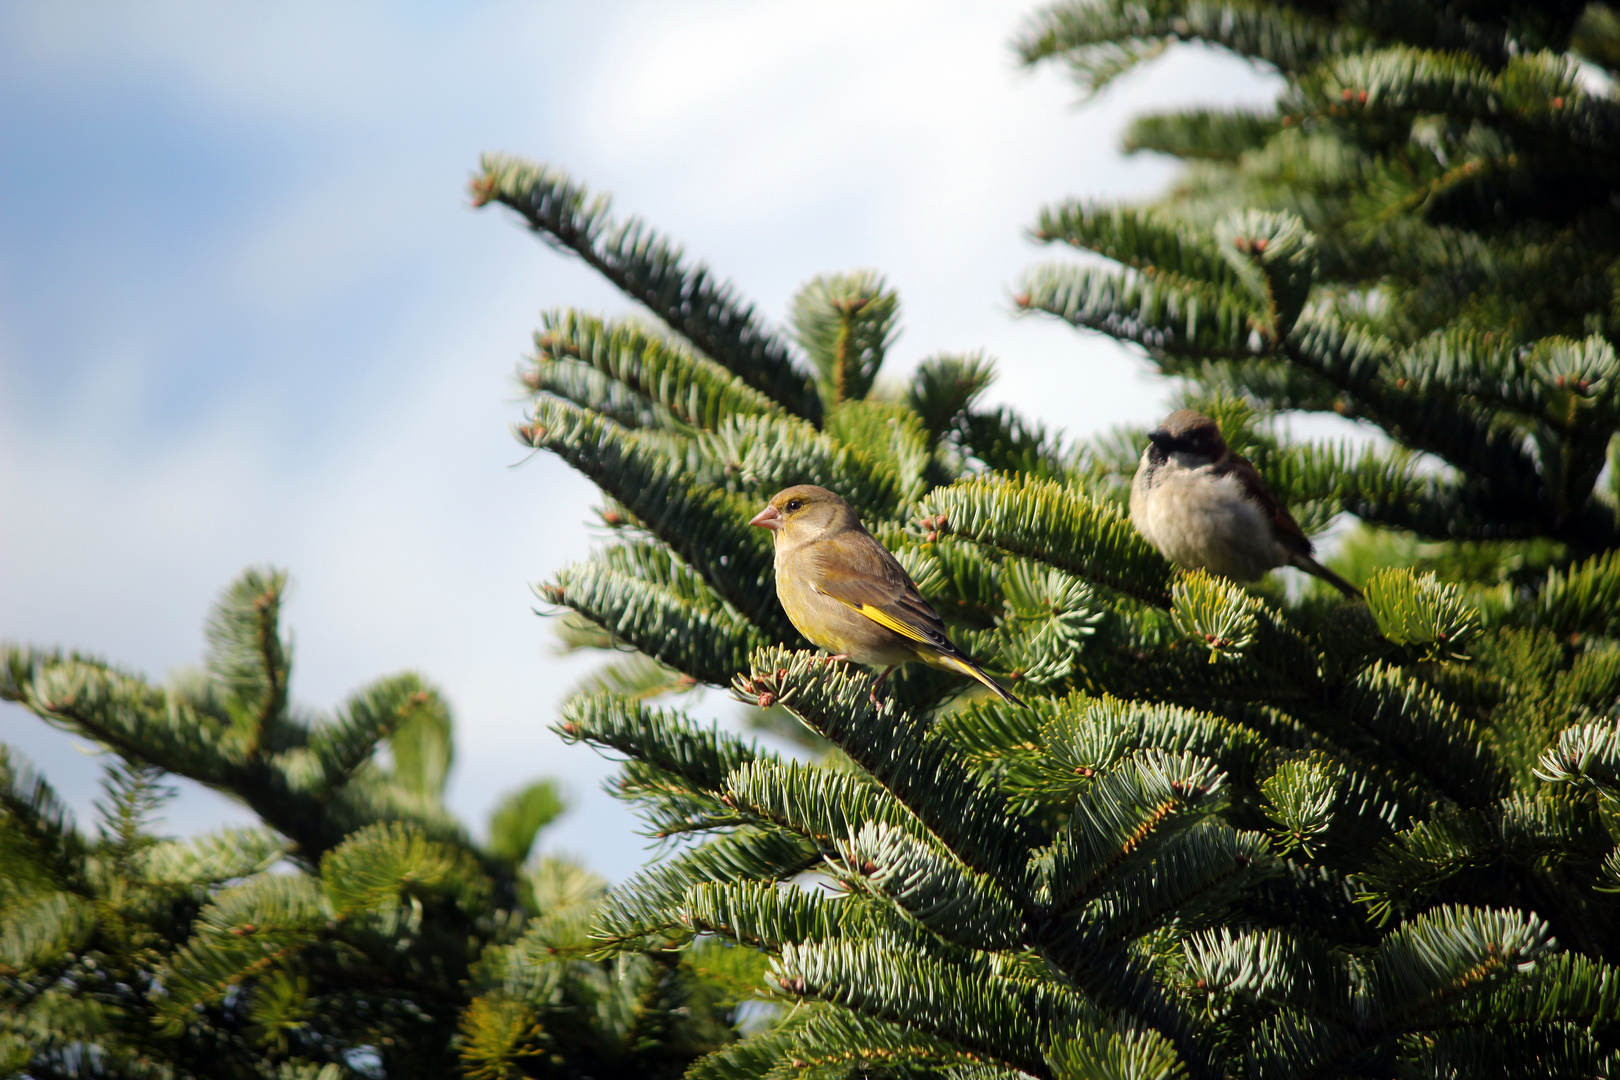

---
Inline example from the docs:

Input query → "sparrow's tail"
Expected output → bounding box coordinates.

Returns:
[1294,555,1362,599]
[937,653,1028,708]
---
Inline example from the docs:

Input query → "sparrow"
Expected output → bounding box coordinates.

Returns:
[748,484,1026,705]
[1130,410,1360,598]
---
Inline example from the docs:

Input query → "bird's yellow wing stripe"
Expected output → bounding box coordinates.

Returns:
[823,589,1025,707]
[928,651,1017,699]
[823,593,934,645]
[931,652,981,679]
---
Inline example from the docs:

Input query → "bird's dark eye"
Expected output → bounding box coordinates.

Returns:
[785,499,803,512]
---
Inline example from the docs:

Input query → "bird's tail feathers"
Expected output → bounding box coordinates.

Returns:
[1294,555,1362,599]
[937,653,1028,708]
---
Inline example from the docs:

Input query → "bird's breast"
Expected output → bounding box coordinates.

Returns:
[1130,465,1288,581]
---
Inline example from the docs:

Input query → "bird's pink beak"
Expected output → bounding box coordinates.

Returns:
[749,504,783,531]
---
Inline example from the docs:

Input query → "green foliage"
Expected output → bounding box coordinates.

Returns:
[2,568,737,1079]
[477,1,1620,1069]
[474,154,820,423]
[527,310,786,433]
[922,473,1175,607]
[1363,568,1482,660]
[1259,755,1339,858]
[487,782,568,866]
[1122,107,1279,160]
[790,271,900,408]
[906,352,998,445]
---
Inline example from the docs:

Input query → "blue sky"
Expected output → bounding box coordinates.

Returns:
[0,2,1275,882]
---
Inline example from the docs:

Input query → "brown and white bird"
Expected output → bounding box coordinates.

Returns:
[1129,410,1360,598]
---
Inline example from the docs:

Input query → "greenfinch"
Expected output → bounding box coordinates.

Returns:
[749,484,1026,706]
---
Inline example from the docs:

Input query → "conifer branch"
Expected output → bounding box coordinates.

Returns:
[309,674,443,791]
[203,566,290,741]
[1302,47,1620,158]
[540,554,768,687]
[790,271,899,408]
[770,938,1072,1078]
[591,828,822,953]
[721,759,927,851]
[1033,696,1271,803]
[1034,917,1211,1079]
[1123,107,1280,160]
[737,649,1039,888]
[1515,549,1620,638]
[907,352,998,444]
[1014,0,1353,81]
[1018,262,1258,360]
[555,692,770,794]
[4,568,723,1077]
[1083,824,1269,946]
[1448,951,1620,1025]
[1354,793,1612,926]
[518,396,792,640]
[845,821,1026,951]
[701,412,907,517]
[155,874,327,1031]
[921,474,1176,608]
[689,1006,983,1080]
[1033,202,1245,291]
[5,648,475,860]
[1534,720,1620,800]
[474,154,821,421]
[0,745,86,892]
[1035,751,1227,918]
[958,405,1071,479]
[681,881,920,955]
[1282,315,1571,532]
[0,893,95,978]
[12,661,234,785]
[136,827,290,886]
[1331,664,1506,808]
[822,400,932,509]
[1367,905,1554,1030]
[529,309,787,431]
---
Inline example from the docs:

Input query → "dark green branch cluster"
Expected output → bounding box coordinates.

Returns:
[1,570,733,1079]
[1018,0,1620,556]
[475,19,1620,1058]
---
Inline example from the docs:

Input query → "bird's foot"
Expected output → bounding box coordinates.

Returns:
[813,653,851,665]
[868,666,895,704]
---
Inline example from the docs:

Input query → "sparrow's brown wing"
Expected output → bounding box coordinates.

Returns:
[809,528,964,657]
[1214,454,1314,557]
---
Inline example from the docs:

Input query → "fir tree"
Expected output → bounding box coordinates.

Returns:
[469,1,1620,1071]
[1,568,739,1079]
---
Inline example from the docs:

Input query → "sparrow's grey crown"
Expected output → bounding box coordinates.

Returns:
[1146,409,1228,464]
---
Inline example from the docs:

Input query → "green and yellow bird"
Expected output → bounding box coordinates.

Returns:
[748,484,1026,706]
